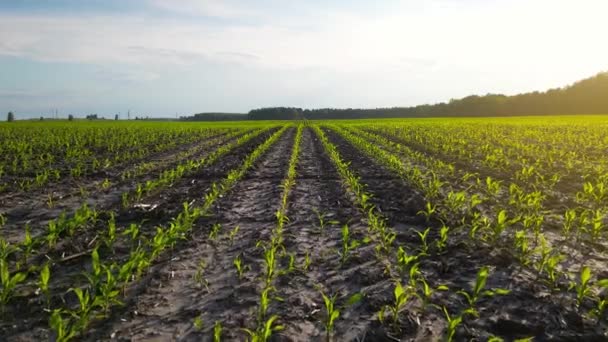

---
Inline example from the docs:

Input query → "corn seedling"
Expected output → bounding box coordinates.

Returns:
[396,246,418,276]
[417,201,436,222]
[320,291,340,341]
[571,265,593,308]
[514,230,531,266]
[338,224,360,265]
[122,223,140,242]
[38,262,51,308]
[302,251,312,272]
[47,192,55,208]
[415,278,448,311]
[69,287,94,331]
[0,258,27,314]
[435,224,449,253]
[49,309,77,342]
[209,223,222,241]
[234,254,248,280]
[442,306,469,342]
[229,225,240,246]
[318,290,362,341]
[104,213,117,249]
[457,266,510,316]
[416,227,431,256]
[193,314,204,331]
[21,224,34,265]
[214,321,222,342]
[590,279,608,322]
[262,246,279,286]
[243,315,284,342]
[378,282,414,330]
[194,260,210,291]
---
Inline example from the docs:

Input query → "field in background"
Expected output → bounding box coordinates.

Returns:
[0,116,607,341]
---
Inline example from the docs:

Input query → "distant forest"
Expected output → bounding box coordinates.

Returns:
[185,72,608,121]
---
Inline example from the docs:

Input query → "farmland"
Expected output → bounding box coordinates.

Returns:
[0,117,607,341]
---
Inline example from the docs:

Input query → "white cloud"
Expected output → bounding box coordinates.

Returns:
[0,0,607,113]
[150,0,264,19]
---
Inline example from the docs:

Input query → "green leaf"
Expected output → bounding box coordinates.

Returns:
[596,279,608,288]
[346,293,363,306]
[514,337,535,342]
[394,282,404,301]
[330,309,340,323]
[493,288,511,295]
[474,266,489,295]
[581,266,591,286]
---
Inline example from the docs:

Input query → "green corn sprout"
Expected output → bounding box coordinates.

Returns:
[318,289,362,341]
[193,314,203,331]
[590,209,605,241]
[263,246,278,286]
[194,260,209,291]
[314,209,327,233]
[287,253,296,273]
[302,251,312,272]
[122,223,140,242]
[378,282,413,330]
[49,309,76,342]
[457,266,510,316]
[229,225,240,245]
[514,230,531,266]
[214,321,222,342]
[21,224,34,265]
[121,192,129,209]
[416,227,430,255]
[562,209,577,238]
[47,220,61,248]
[38,262,51,308]
[435,224,449,253]
[415,278,448,311]
[338,224,360,265]
[84,247,102,290]
[209,223,222,241]
[396,246,418,276]
[442,306,468,342]
[0,258,27,314]
[417,201,436,222]
[243,315,284,342]
[590,279,608,321]
[69,287,93,330]
[94,266,122,315]
[234,254,247,280]
[571,265,593,307]
[47,192,55,208]
[320,291,340,341]
[101,178,111,190]
[490,210,509,243]
[104,213,117,249]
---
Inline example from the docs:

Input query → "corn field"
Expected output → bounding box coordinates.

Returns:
[0,117,607,341]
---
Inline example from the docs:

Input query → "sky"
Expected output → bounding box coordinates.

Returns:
[1,0,607,118]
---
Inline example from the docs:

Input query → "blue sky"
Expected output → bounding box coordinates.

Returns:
[1,0,607,118]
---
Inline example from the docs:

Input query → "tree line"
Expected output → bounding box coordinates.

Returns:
[246,72,608,120]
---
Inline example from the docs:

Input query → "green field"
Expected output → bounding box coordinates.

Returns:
[0,116,607,341]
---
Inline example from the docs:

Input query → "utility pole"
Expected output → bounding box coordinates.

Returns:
[127,110,131,120]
